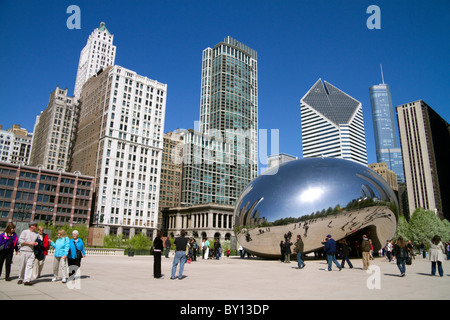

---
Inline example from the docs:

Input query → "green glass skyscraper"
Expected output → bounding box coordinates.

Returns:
[199,36,258,203]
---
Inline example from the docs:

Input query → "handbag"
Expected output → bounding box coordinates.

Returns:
[406,255,412,265]
[70,240,83,259]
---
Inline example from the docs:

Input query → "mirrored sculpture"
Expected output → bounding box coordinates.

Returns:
[234,158,398,259]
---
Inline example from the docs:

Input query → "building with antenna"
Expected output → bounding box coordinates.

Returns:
[369,65,404,183]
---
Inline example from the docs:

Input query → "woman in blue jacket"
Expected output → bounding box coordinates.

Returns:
[50,229,70,283]
[68,230,85,279]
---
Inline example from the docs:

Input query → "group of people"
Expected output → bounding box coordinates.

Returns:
[278,233,448,277]
[0,221,85,285]
[152,231,229,280]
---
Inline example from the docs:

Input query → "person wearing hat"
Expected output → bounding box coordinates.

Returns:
[17,221,38,285]
[322,234,342,271]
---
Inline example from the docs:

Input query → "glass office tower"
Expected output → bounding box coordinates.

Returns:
[369,83,404,183]
[199,36,258,203]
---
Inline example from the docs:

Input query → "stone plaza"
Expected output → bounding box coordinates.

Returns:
[1,253,449,300]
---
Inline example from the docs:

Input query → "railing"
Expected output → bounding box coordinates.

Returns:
[47,248,125,256]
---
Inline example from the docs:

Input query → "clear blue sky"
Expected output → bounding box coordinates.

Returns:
[1,0,449,167]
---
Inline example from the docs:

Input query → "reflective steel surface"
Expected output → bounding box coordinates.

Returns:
[234,158,398,259]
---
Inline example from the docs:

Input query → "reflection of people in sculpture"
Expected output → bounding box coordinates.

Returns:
[245,232,252,242]
[304,225,309,238]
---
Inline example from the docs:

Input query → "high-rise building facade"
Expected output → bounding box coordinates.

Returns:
[369,83,404,183]
[158,131,183,229]
[74,22,116,100]
[199,36,258,200]
[0,125,32,165]
[397,100,450,220]
[300,79,368,166]
[29,86,79,172]
[71,65,167,237]
[179,129,235,206]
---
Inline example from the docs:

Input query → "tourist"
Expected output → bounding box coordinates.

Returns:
[164,237,171,258]
[284,239,292,263]
[361,235,371,270]
[385,240,393,262]
[32,226,49,280]
[340,239,353,269]
[279,241,285,262]
[407,240,416,260]
[322,235,341,271]
[203,238,210,260]
[420,241,427,258]
[393,236,409,277]
[192,239,199,261]
[0,223,19,281]
[214,239,221,260]
[239,245,244,258]
[68,230,86,279]
[446,242,450,261]
[294,235,305,269]
[153,230,163,279]
[429,235,445,277]
[50,229,70,283]
[171,230,188,280]
[17,221,39,285]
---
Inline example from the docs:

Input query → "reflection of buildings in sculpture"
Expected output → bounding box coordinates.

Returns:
[397,100,450,220]
[266,153,298,172]
[161,203,234,241]
[368,162,398,192]
[233,158,398,258]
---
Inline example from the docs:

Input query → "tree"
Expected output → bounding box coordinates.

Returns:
[407,208,450,243]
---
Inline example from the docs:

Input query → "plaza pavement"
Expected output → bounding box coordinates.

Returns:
[1,253,449,300]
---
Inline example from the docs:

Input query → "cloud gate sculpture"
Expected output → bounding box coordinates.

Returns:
[234,158,398,259]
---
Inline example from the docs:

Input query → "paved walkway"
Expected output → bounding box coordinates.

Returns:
[1,254,449,300]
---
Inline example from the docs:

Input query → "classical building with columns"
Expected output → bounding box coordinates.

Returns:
[161,203,234,241]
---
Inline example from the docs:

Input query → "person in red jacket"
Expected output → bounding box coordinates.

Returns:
[32,225,49,280]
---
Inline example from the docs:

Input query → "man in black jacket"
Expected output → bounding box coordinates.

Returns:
[294,235,305,269]
[170,230,188,280]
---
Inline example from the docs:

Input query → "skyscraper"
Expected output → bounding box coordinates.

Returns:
[300,79,368,166]
[71,65,167,236]
[73,22,116,100]
[29,86,79,172]
[397,100,450,220]
[369,73,404,183]
[197,36,258,202]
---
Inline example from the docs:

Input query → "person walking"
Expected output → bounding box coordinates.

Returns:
[67,230,85,279]
[393,236,409,277]
[32,226,49,280]
[340,239,353,269]
[17,221,38,285]
[50,229,70,283]
[153,230,163,279]
[171,230,188,280]
[429,235,445,277]
[322,235,341,271]
[361,235,371,270]
[294,235,305,269]
[0,224,19,281]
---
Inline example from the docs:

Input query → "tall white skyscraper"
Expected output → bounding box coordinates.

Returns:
[71,66,167,236]
[300,79,367,166]
[73,22,116,100]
